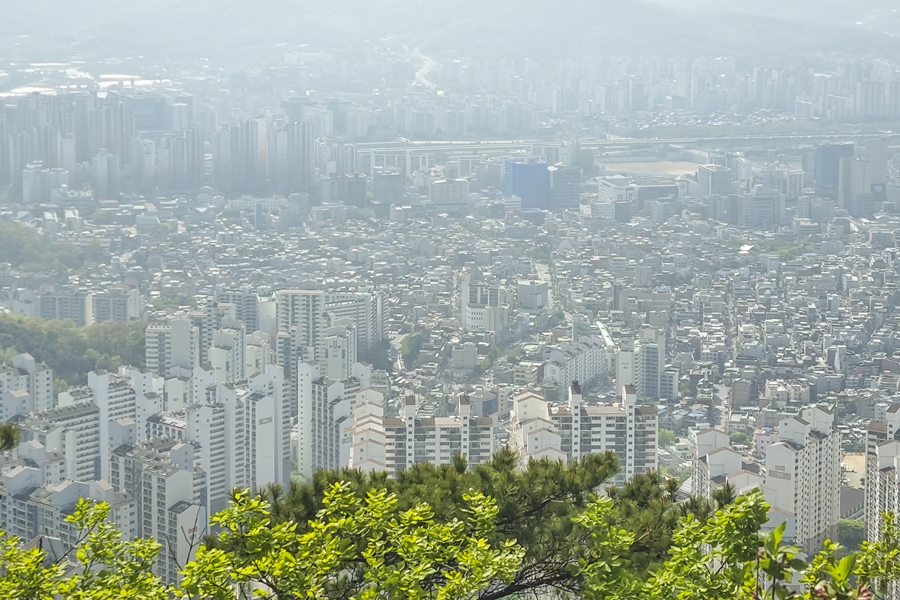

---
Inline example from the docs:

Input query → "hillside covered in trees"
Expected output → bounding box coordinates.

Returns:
[2,451,897,599]
[0,222,103,274]
[0,314,146,390]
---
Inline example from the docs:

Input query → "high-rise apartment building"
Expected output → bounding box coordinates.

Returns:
[145,319,201,378]
[276,290,327,357]
[92,286,143,323]
[185,366,290,516]
[19,398,102,481]
[89,370,139,480]
[763,406,840,553]
[865,402,900,600]
[690,427,763,502]
[296,360,378,478]
[0,353,54,415]
[189,299,237,365]
[215,287,261,333]
[109,438,207,585]
[37,289,93,326]
[0,470,134,549]
[347,392,494,476]
[209,324,246,384]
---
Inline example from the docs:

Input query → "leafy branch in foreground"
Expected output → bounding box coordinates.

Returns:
[1,477,899,600]
[180,482,524,600]
[578,489,900,600]
[0,497,170,599]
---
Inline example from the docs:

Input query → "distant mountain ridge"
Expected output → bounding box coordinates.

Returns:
[2,0,898,62]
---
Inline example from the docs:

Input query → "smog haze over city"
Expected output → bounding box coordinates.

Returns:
[3,0,900,596]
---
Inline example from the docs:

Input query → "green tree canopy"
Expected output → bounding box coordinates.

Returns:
[840,518,866,552]
[1,473,900,600]
[400,332,426,368]
[730,431,751,446]
[658,428,677,447]
[0,222,95,273]
[253,449,621,599]
[0,314,147,387]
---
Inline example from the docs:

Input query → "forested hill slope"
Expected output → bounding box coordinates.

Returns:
[0,314,146,392]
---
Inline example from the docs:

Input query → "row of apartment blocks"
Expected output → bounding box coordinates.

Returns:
[691,405,841,554]
[0,362,291,585]
[511,383,658,485]
[11,285,144,325]
[345,383,658,484]
[340,381,659,484]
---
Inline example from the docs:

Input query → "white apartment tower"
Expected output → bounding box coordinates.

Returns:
[145,319,200,378]
[276,289,327,359]
[215,287,261,333]
[691,427,763,501]
[20,399,101,481]
[186,384,247,516]
[347,389,389,473]
[0,353,54,417]
[108,439,207,585]
[323,321,357,381]
[245,365,292,490]
[245,331,275,378]
[763,406,840,554]
[89,370,139,480]
[865,401,900,600]
[0,469,135,550]
[296,360,375,478]
[209,322,246,384]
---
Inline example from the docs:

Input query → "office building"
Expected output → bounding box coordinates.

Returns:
[698,164,732,197]
[505,158,549,209]
[429,178,470,210]
[731,186,786,229]
[459,268,512,335]
[548,163,582,210]
[814,143,855,198]
[343,172,367,207]
[373,167,405,204]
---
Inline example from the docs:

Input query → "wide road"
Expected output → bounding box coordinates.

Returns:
[355,132,897,154]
